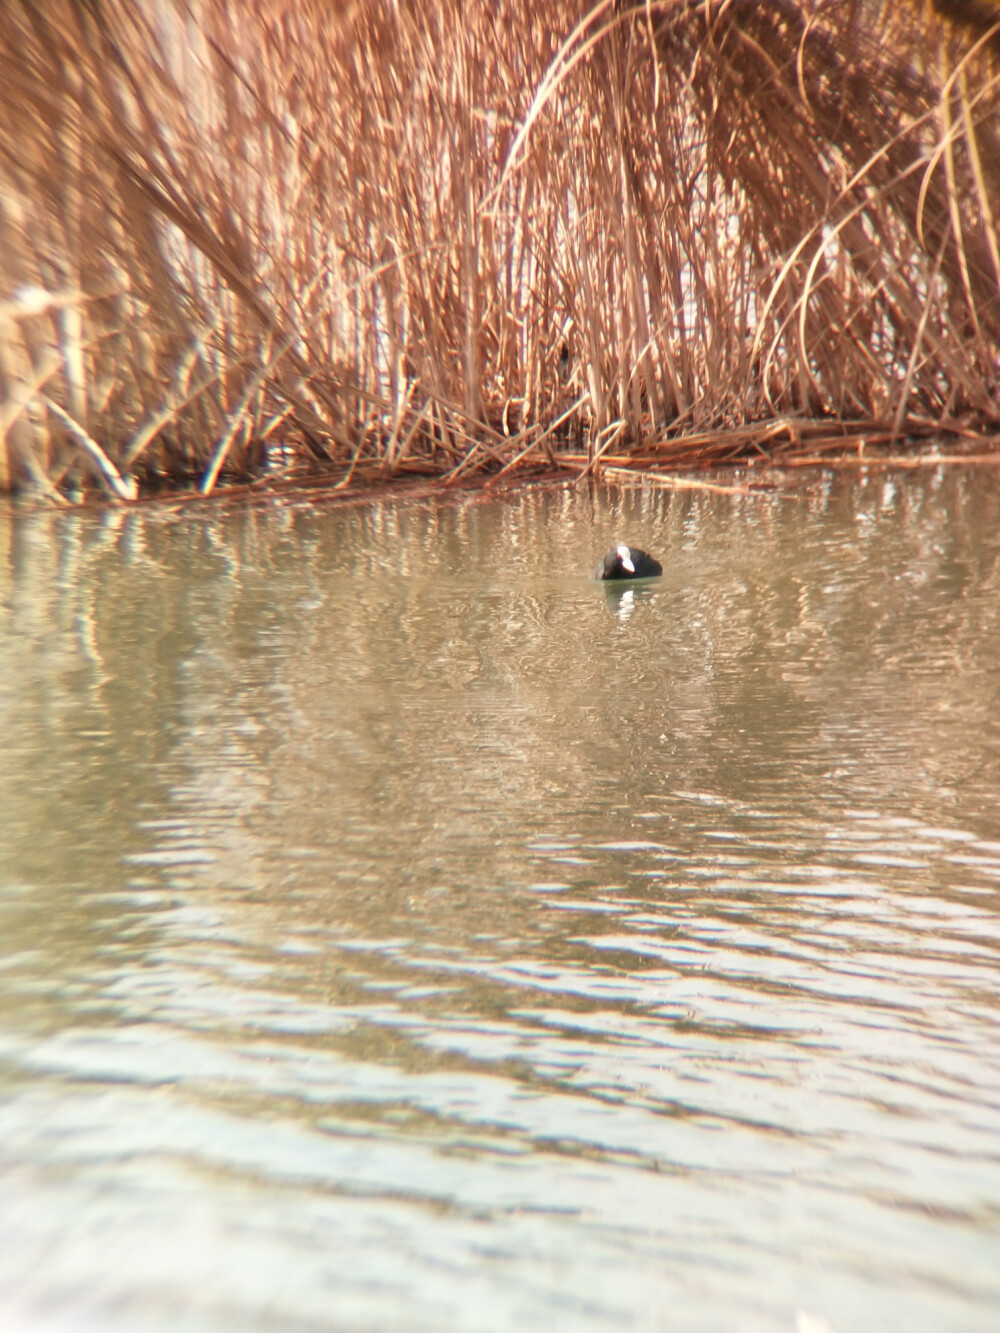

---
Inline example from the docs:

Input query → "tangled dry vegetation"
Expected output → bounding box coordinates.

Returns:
[1,0,998,502]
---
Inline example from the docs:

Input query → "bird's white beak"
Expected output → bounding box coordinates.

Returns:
[617,544,635,574]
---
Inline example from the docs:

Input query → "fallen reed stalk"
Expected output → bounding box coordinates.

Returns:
[0,0,997,501]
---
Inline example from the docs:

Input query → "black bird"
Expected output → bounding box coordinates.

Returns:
[595,543,663,580]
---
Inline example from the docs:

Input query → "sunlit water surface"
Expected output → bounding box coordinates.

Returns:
[1,470,998,1333]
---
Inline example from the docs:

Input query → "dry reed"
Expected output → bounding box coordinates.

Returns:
[0,0,998,501]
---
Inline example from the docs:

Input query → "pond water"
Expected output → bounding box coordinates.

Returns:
[1,469,998,1333]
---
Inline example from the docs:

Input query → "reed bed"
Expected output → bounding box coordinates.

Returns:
[1,0,998,502]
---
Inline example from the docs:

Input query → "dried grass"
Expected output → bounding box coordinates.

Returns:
[1,0,998,500]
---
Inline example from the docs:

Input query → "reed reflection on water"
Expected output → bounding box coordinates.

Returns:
[1,469,998,1333]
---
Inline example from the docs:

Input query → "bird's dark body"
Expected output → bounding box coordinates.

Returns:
[595,544,663,580]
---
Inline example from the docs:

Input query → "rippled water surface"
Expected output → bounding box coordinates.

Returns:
[2,470,999,1333]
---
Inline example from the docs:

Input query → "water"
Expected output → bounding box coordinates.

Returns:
[1,469,998,1333]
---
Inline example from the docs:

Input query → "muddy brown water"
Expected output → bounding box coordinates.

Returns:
[1,470,998,1332]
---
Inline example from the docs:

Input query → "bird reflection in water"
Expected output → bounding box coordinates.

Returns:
[602,581,660,621]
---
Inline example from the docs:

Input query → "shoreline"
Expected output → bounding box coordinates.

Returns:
[6,423,998,518]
